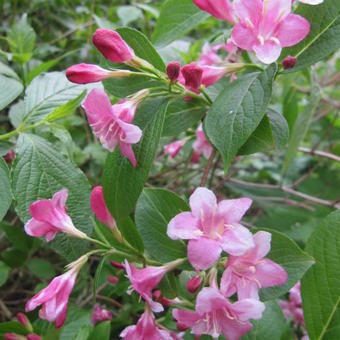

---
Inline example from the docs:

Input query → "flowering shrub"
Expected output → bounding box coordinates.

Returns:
[1,0,340,339]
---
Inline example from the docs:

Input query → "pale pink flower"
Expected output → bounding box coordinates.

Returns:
[167,187,254,270]
[92,29,135,63]
[91,304,112,325]
[25,255,87,328]
[120,308,178,339]
[221,231,288,299]
[164,140,186,158]
[173,286,265,339]
[198,43,223,66]
[90,186,116,229]
[24,189,87,242]
[201,64,244,87]
[125,259,183,312]
[231,0,310,64]
[191,123,213,162]
[83,88,146,167]
[193,0,235,23]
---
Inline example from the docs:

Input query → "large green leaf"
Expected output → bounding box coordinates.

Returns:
[152,0,209,48]
[282,71,320,173]
[23,72,87,123]
[258,228,314,301]
[301,210,340,340]
[0,158,11,222]
[11,134,92,260]
[204,65,277,170]
[135,188,188,263]
[103,98,169,221]
[0,62,23,110]
[242,301,290,340]
[282,0,340,72]
[88,321,111,340]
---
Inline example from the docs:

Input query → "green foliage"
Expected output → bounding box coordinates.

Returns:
[301,210,340,340]
[0,158,11,222]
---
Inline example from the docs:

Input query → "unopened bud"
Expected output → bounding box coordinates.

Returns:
[110,260,124,270]
[282,55,297,70]
[4,334,25,340]
[186,275,202,293]
[181,62,203,91]
[166,61,181,83]
[3,150,15,164]
[17,312,33,332]
[108,275,119,284]
[27,335,42,340]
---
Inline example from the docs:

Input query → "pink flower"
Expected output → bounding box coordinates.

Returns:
[164,140,186,158]
[4,334,24,340]
[201,64,244,87]
[120,308,178,339]
[26,255,87,328]
[66,63,131,84]
[125,259,183,313]
[83,88,146,167]
[92,29,135,63]
[90,186,116,229]
[180,63,203,93]
[173,286,265,339]
[193,0,235,23]
[221,231,288,299]
[167,187,254,270]
[191,123,213,162]
[91,304,112,325]
[166,61,181,83]
[24,189,87,242]
[231,0,310,64]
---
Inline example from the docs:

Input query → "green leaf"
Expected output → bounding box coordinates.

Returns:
[135,188,188,263]
[103,98,169,221]
[242,301,290,340]
[7,14,36,63]
[60,307,91,340]
[283,88,299,134]
[0,158,11,222]
[0,222,34,251]
[282,71,320,173]
[26,258,56,279]
[0,141,15,156]
[0,62,23,110]
[23,72,88,123]
[152,0,209,48]
[117,6,143,26]
[11,134,92,260]
[163,98,206,137]
[301,210,340,340]
[117,217,144,253]
[0,260,10,287]
[258,228,314,301]
[93,254,110,300]
[9,100,25,128]
[0,322,27,337]
[282,1,340,72]
[267,109,289,151]
[204,65,277,170]
[88,321,111,340]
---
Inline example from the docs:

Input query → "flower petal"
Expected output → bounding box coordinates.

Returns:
[256,259,288,288]
[251,231,272,259]
[119,143,137,167]
[118,120,142,144]
[167,212,201,240]
[189,187,217,219]
[276,14,310,47]
[52,188,68,210]
[188,238,222,270]
[196,287,229,314]
[263,0,291,23]
[232,298,265,321]
[253,40,282,64]
[218,197,252,224]
[231,24,258,51]
[220,267,237,297]
[220,224,254,256]
[24,218,56,240]
[234,0,263,27]
[173,309,200,329]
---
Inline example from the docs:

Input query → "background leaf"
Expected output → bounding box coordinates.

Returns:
[11,134,92,260]
[301,210,340,340]
[0,158,12,223]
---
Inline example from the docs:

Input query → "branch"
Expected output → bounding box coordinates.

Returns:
[200,149,217,187]
[298,147,340,162]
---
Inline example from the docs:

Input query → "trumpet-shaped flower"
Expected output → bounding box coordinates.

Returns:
[231,0,310,64]
[26,255,87,328]
[90,186,116,229]
[221,231,288,299]
[173,286,265,339]
[191,123,213,163]
[193,0,235,23]
[83,88,145,167]
[167,187,254,270]
[164,140,186,158]
[24,189,87,242]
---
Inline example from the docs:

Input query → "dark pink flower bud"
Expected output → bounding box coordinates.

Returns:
[110,260,124,269]
[282,55,297,70]
[66,64,111,84]
[17,312,33,332]
[153,290,162,301]
[108,275,119,284]
[90,186,116,230]
[3,150,15,164]
[27,335,42,340]
[92,29,135,63]
[4,334,25,340]
[91,304,112,325]
[181,62,203,92]
[186,275,202,293]
[166,61,181,83]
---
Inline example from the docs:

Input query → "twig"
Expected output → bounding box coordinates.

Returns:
[200,149,217,187]
[96,295,123,308]
[298,147,340,162]
[208,155,221,188]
